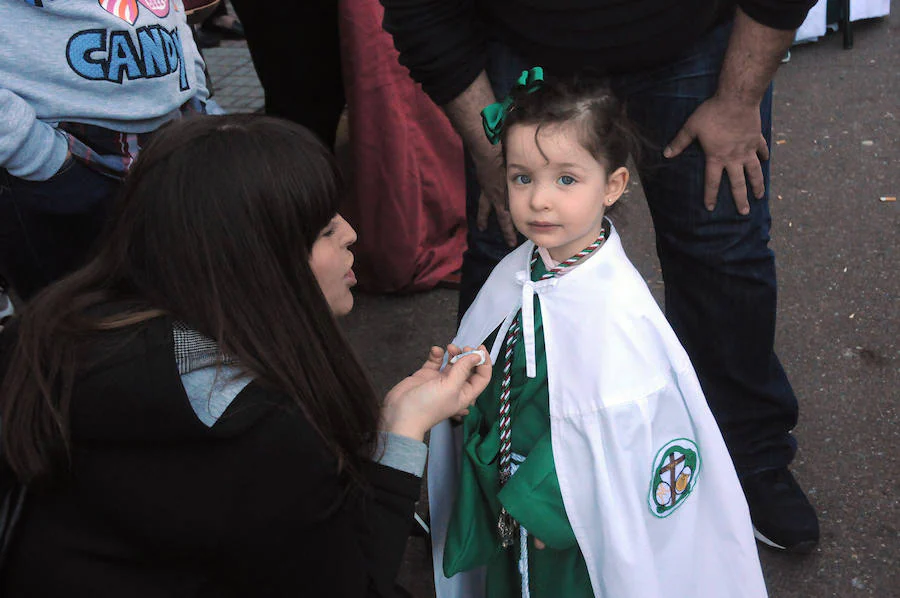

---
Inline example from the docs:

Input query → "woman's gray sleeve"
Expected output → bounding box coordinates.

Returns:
[375,431,428,477]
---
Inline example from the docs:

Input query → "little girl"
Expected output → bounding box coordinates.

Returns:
[427,69,769,598]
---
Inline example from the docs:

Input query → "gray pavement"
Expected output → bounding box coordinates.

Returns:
[201,39,264,114]
[203,9,898,597]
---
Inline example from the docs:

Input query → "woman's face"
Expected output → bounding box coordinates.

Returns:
[309,214,358,316]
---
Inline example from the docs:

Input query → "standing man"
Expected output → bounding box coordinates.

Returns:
[381,0,819,553]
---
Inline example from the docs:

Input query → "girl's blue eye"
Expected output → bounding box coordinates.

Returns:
[558,175,576,186]
[512,174,531,185]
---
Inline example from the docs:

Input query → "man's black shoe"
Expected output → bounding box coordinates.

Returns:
[740,467,819,554]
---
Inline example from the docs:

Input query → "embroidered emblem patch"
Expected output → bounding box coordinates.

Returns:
[648,438,700,518]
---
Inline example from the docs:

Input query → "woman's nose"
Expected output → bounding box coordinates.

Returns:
[338,215,357,246]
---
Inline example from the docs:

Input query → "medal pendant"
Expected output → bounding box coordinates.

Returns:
[498,507,518,549]
[497,466,517,548]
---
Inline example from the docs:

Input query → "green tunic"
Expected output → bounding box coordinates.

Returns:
[443,259,593,597]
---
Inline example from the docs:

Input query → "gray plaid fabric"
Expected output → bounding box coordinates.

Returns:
[0,293,12,322]
[172,321,236,375]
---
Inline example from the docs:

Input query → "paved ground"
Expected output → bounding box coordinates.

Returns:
[202,8,898,598]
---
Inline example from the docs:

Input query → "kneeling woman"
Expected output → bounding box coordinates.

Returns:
[0,115,490,597]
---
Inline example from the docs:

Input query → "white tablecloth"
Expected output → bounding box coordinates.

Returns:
[795,0,890,43]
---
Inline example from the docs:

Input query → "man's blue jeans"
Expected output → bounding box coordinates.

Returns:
[0,160,118,301]
[460,20,799,474]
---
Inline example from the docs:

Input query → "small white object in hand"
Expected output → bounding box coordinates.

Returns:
[449,349,487,366]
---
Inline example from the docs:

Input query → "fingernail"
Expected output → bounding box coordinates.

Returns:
[663,147,673,158]
[705,204,715,212]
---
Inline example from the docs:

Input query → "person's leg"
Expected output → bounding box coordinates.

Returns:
[458,43,528,320]
[0,162,118,301]
[615,20,816,551]
[230,0,345,150]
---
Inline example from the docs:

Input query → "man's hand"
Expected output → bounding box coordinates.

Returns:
[664,95,769,215]
[473,146,518,246]
[664,6,796,215]
[443,71,519,247]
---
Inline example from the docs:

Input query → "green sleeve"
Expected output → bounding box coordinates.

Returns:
[443,401,503,576]
[497,432,578,550]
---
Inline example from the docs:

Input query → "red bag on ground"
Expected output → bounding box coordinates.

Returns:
[338,0,466,293]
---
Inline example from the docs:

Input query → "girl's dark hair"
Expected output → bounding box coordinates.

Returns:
[500,77,642,171]
[0,114,380,486]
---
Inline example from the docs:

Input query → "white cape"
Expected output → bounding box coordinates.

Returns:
[430,223,767,597]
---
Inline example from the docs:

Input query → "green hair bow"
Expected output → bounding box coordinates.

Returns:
[480,67,545,145]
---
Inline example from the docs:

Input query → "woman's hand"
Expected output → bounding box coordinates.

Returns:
[381,345,492,441]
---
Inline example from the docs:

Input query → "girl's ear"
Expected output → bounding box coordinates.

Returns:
[604,167,630,207]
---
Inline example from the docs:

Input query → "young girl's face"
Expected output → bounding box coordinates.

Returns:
[309,214,358,316]
[505,122,628,262]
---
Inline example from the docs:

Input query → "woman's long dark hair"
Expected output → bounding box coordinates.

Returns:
[0,114,380,486]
